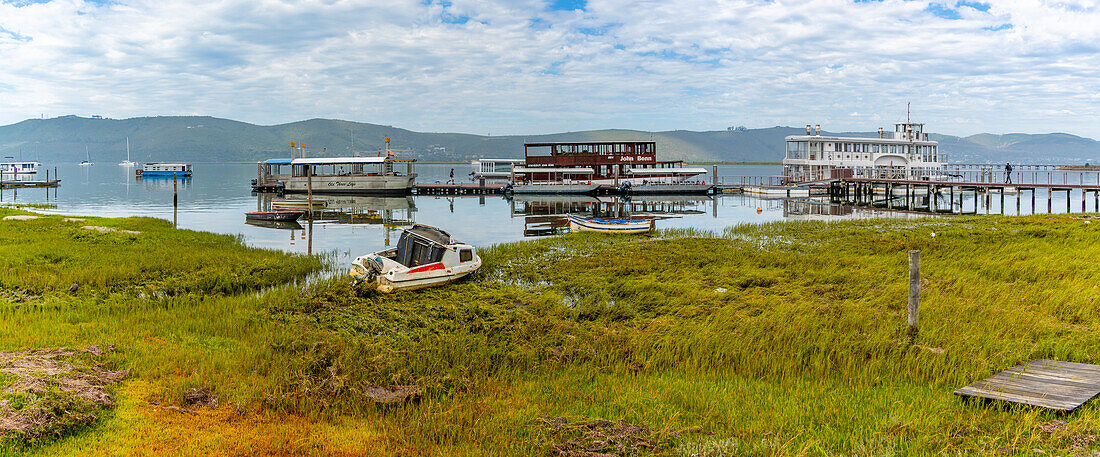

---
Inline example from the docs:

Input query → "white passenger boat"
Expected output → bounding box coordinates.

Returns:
[567,214,654,234]
[254,139,416,195]
[349,225,481,293]
[254,156,416,195]
[0,161,40,181]
[783,120,945,183]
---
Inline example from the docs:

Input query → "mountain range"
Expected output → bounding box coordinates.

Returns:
[1,115,1097,165]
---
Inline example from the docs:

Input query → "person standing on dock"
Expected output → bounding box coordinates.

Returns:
[1005,163,1013,184]
[448,168,455,184]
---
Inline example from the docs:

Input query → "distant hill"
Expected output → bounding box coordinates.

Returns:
[0,115,1096,165]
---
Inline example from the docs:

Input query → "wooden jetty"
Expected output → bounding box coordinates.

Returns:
[956,359,1100,411]
[413,182,505,195]
[1,179,61,189]
[829,177,1100,214]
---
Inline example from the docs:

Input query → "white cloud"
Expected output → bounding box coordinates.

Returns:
[0,0,1097,137]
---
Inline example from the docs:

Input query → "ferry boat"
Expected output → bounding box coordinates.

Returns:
[783,122,945,183]
[136,163,192,177]
[253,140,416,195]
[253,156,416,195]
[502,141,711,194]
[0,161,40,181]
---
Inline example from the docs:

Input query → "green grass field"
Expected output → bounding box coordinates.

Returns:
[2,208,1099,456]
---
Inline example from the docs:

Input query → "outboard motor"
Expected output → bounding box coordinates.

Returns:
[618,181,631,194]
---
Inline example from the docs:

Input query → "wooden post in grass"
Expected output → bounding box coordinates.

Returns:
[908,250,920,337]
[173,174,178,228]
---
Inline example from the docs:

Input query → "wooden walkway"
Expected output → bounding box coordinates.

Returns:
[413,182,505,195]
[955,359,1100,411]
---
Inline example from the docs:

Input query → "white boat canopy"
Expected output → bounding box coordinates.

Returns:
[512,167,595,174]
[625,167,708,175]
[291,157,387,165]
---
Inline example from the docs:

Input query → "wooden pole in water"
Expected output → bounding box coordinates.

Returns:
[908,250,920,337]
[173,174,178,228]
[307,165,313,220]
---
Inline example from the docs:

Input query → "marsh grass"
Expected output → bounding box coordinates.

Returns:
[4,209,1100,455]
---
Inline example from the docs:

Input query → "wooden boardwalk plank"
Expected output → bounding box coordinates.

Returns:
[955,359,1100,411]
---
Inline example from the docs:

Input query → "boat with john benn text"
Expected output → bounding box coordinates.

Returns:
[499,141,711,195]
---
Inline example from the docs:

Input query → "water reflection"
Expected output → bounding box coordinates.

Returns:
[507,195,714,237]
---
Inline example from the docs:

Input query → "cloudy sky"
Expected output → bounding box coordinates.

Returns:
[0,0,1097,137]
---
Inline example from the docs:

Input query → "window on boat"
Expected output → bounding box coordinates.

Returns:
[460,249,473,262]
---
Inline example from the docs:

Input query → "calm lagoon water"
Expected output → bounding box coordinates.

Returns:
[5,162,1081,266]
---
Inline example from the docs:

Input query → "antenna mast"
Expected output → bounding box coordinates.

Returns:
[907,102,910,123]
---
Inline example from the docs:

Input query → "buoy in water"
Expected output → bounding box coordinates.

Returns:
[756,207,762,214]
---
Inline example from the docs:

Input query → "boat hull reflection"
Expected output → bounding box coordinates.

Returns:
[507,195,713,237]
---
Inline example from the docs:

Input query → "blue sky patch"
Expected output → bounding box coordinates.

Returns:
[0,27,31,42]
[982,23,1012,31]
[548,0,586,11]
[956,1,990,12]
[925,3,962,19]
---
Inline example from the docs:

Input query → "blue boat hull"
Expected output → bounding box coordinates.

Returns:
[139,171,192,177]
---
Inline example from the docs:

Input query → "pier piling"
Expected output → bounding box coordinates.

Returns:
[908,250,920,337]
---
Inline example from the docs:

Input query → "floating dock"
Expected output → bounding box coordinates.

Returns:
[1,179,61,189]
[413,182,506,195]
[956,359,1100,411]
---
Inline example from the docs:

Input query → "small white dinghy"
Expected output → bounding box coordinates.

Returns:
[567,214,655,234]
[349,224,481,293]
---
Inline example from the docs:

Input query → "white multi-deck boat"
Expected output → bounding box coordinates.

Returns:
[0,161,40,181]
[783,122,944,183]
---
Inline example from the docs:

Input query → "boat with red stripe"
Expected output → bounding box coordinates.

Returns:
[349,224,481,293]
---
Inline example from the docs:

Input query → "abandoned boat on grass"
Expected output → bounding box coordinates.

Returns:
[567,214,655,234]
[349,224,481,293]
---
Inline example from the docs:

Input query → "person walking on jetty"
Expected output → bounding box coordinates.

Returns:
[448,168,455,184]
[1005,162,1013,184]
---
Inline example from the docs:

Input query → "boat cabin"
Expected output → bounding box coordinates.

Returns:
[522,141,658,181]
[395,225,457,267]
[140,163,193,176]
[256,156,415,187]
[471,158,525,179]
[0,162,40,180]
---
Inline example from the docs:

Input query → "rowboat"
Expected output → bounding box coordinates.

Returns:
[567,214,654,234]
[349,225,481,293]
[244,210,305,222]
[271,199,326,209]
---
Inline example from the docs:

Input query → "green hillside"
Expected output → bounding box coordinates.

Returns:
[0,115,1096,164]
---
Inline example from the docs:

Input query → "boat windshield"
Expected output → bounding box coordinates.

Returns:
[395,225,453,267]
